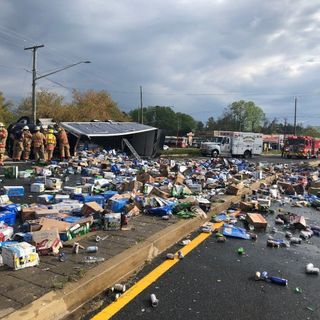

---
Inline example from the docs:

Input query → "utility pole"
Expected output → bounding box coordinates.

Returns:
[294,96,297,136]
[284,118,287,138]
[140,85,143,124]
[24,44,44,124]
[176,117,180,147]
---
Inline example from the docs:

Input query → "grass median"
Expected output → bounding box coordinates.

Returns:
[160,148,202,157]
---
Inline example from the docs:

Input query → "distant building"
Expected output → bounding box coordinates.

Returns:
[262,134,284,150]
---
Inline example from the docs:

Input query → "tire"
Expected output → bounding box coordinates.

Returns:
[211,149,219,157]
[243,150,251,159]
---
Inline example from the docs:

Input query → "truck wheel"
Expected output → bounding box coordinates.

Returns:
[243,150,251,159]
[211,150,219,158]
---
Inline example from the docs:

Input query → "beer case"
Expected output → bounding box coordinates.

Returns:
[30,183,45,193]
[0,211,16,226]
[32,228,62,255]
[2,242,40,270]
[3,186,25,197]
[0,223,14,241]
[104,213,121,231]
[45,178,62,190]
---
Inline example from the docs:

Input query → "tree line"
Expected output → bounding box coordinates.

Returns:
[0,89,129,125]
[130,100,320,137]
[0,90,319,137]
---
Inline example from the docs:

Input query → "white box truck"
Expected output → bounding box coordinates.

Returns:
[200,132,263,158]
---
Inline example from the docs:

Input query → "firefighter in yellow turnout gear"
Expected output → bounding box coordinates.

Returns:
[45,128,56,161]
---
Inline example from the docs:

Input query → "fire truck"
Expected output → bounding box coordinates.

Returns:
[283,136,320,159]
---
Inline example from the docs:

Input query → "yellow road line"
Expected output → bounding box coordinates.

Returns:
[92,222,224,320]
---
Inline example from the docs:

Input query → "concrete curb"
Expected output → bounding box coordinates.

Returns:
[3,175,275,320]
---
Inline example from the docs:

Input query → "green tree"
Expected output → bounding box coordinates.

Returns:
[129,106,197,135]
[301,126,320,137]
[176,112,197,135]
[196,121,204,132]
[261,118,281,134]
[205,117,216,131]
[0,92,16,125]
[244,101,265,131]
[218,100,265,132]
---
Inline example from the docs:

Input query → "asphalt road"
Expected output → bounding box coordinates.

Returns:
[109,203,320,320]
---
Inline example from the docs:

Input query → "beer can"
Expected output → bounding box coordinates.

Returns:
[86,246,98,253]
[269,276,288,286]
[114,283,126,292]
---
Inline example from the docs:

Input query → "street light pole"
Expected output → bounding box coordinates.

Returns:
[25,44,90,124]
[35,61,91,80]
[140,85,143,124]
[294,96,297,136]
[24,44,44,124]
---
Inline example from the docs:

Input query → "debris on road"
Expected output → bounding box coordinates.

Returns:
[150,293,159,307]
[166,253,175,260]
[255,271,288,286]
[113,283,126,293]
[305,263,319,275]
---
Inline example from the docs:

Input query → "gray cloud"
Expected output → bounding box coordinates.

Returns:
[0,0,320,125]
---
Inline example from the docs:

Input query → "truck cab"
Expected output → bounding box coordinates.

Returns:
[200,136,224,157]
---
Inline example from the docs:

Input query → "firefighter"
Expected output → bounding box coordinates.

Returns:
[0,122,8,165]
[12,128,24,161]
[57,127,70,160]
[32,126,46,162]
[22,126,33,161]
[45,128,56,161]
[281,141,288,158]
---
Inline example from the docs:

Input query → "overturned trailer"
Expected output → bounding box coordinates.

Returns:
[60,121,162,158]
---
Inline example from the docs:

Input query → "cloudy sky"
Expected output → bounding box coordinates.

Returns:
[1,0,320,125]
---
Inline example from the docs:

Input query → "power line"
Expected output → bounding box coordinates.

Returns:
[0,34,24,49]
[0,25,32,43]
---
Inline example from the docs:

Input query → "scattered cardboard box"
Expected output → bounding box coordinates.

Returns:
[246,213,267,229]
[32,228,62,255]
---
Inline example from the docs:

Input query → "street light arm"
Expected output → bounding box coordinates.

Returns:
[35,60,90,80]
